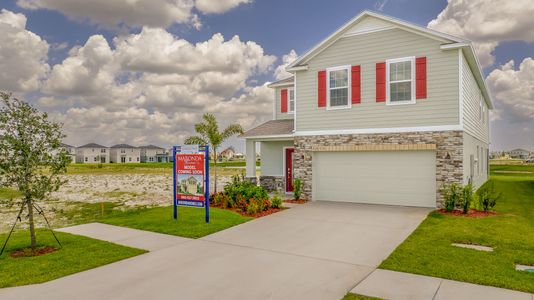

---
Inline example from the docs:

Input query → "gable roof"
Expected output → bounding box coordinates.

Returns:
[60,142,74,148]
[139,144,164,150]
[241,119,294,138]
[111,144,137,149]
[267,76,294,88]
[286,10,492,109]
[79,143,107,148]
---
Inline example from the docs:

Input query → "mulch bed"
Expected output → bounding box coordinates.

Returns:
[210,204,284,218]
[283,199,308,204]
[437,209,497,218]
[9,246,58,258]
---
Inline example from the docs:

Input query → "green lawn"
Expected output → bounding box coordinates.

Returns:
[342,293,381,300]
[100,206,251,238]
[380,165,534,293]
[0,229,145,288]
[65,160,257,175]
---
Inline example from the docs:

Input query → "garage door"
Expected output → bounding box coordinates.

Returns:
[313,151,436,207]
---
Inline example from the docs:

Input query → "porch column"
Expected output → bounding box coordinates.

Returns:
[245,139,256,178]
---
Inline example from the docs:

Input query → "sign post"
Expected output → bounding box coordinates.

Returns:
[173,145,210,223]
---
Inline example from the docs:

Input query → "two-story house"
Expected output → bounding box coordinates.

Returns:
[110,144,141,163]
[509,148,530,160]
[139,145,168,163]
[242,11,492,208]
[76,143,110,163]
[60,143,76,164]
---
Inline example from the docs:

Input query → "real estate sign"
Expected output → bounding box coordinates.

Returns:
[173,145,210,223]
[175,154,205,204]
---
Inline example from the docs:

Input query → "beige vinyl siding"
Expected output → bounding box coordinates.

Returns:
[463,132,489,188]
[461,51,489,143]
[260,141,294,176]
[274,86,294,120]
[295,28,459,132]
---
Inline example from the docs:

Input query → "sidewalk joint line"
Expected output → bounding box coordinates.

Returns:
[432,279,443,300]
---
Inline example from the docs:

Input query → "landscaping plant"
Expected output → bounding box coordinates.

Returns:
[0,92,71,250]
[442,183,461,212]
[184,113,244,193]
[271,192,283,209]
[461,183,474,214]
[476,181,500,211]
[293,178,302,201]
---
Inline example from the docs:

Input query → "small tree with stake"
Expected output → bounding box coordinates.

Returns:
[184,113,243,193]
[0,92,70,254]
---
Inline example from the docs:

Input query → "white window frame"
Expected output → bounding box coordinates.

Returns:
[326,65,351,110]
[386,56,416,106]
[287,87,295,114]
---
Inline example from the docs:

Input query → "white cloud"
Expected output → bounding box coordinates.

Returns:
[17,0,251,29]
[0,9,49,92]
[17,0,198,29]
[39,27,276,147]
[274,49,298,81]
[487,58,534,123]
[428,0,534,67]
[195,0,251,14]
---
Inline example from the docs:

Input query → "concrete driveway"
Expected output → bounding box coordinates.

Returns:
[0,202,430,300]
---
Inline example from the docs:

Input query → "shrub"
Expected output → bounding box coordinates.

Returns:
[235,194,248,212]
[293,178,302,201]
[271,192,283,209]
[460,183,474,214]
[262,198,271,211]
[476,181,500,211]
[246,199,260,215]
[224,174,268,203]
[442,183,461,212]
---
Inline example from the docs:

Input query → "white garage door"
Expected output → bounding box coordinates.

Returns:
[313,151,436,207]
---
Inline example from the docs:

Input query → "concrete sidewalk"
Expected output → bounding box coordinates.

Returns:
[57,223,191,251]
[351,269,534,300]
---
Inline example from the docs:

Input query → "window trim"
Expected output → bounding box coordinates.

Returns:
[326,65,352,110]
[386,56,416,106]
[287,87,295,114]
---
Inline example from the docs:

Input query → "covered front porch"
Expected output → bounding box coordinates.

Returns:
[241,119,295,194]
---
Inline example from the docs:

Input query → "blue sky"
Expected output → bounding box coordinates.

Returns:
[0,0,533,151]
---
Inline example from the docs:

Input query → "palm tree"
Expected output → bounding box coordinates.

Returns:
[184,113,244,193]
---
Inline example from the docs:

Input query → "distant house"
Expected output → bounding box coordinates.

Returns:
[110,144,140,163]
[60,143,76,163]
[509,148,530,159]
[139,145,168,163]
[76,143,109,163]
[180,176,199,194]
[219,146,236,161]
[234,152,244,160]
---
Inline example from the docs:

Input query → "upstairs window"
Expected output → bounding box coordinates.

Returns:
[288,88,295,113]
[387,57,415,104]
[101,148,106,153]
[327,66,351,109]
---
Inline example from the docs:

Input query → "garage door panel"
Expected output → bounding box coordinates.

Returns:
[313,151,436,207]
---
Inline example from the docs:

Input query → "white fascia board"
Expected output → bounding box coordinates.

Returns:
[268,82,295,88]
[294,125,463,137]
[243,134,294,141]
[286,65,308,72]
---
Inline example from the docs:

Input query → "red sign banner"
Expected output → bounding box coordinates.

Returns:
[175,154,205,202]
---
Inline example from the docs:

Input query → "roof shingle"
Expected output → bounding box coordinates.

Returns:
[240,119,294,138]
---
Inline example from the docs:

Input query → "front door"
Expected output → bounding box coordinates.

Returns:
[285,148,295,193]
[121,156,126,163]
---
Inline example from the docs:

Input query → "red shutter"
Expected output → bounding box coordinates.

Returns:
[318,70,326,107]
[416,57,427,99]
[351,65,361,104]
[281,89,288,113]
[376,62,386,102]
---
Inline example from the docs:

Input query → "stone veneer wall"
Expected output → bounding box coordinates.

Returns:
[293,131,464,207]
[259,176,285,193]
